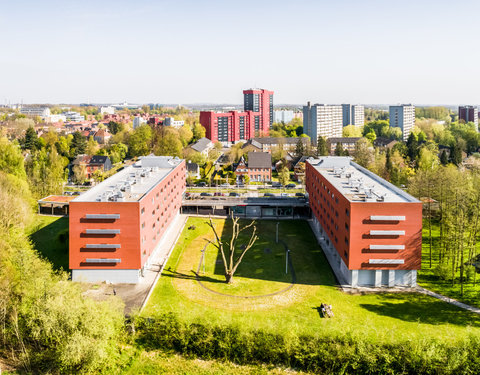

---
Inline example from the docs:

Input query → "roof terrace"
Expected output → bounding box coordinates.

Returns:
[73,156,183,203]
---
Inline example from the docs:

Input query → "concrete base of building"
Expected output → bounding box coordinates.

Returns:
[72,269,140,284]
[309,217,417,288]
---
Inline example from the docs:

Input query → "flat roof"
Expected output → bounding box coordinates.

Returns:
[307,156,419,203]
[38,195,77,204]
[73,156,183,203]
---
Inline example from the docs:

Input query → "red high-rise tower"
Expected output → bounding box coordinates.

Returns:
[200,88,274,143]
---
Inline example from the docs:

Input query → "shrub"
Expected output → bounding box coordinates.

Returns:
[134,313,480,374]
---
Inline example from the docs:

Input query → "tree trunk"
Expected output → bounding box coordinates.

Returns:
[225,273,233,284]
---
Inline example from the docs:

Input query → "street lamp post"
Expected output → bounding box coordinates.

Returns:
[276,222,279,243]
[286,249,290,274]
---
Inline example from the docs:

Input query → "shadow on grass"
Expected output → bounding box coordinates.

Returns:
[206,219,333,287]
[29,216,69,272]
[359,293,480,327]
[162,269,226,284]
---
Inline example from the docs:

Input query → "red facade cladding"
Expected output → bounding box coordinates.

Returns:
[243,88,273,133]
[306,162,422,271]
[199,88,273,142]
[69,161,186,271]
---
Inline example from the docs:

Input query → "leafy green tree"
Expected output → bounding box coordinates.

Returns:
[108,143,128,164]
[22,126,39,150]
[451,143,463,165]
[354,138,373,167]
[334,143,344,156]
[86,136,99,155]
[278,166,290,186]
[128,124,153,157]
[26,147,68,198]
[296,138,305,156]
[365,129,377,143]
[342,125,362,137]
[440,149,449,165]
[192,123,206,141]
[107,121,124,135]
[316,136,328,156]
[406,132,419,161]
[154,129,183,157]
[71,131,87,157]
[0,137,27,179]
[178,124,194,146]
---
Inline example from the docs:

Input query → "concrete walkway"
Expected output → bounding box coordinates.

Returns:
[416,287,480,315]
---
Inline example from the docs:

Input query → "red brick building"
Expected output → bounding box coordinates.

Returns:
[69,156,186,283]
[200,88,274,143]
[234,152,272,183]
[306,156,422,287]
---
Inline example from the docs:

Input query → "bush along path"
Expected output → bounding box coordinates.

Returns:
[134,312,480,375]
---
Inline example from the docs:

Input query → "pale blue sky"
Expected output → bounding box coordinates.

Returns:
[1,0,479,105]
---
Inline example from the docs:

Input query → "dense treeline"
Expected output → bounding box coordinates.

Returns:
[0,138,125,373]
[135,312,480,375]
[409,165,480,296]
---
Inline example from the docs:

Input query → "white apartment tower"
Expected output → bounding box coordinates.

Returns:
[389,104,415,141]
[342,104,364,127]
[303,103,343,145]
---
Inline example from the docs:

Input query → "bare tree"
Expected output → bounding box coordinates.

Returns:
[206,213,258,284]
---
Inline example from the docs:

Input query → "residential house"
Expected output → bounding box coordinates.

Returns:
[93,128,112,144]
[374,137,398,150]
[190,137,214,156]
[71,155,113,179]
[234,152,272,183]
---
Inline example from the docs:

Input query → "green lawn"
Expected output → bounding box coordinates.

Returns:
[121,351,309,375]
[418,221,480,307]
[144,217,480,344]
[28,214,69,271]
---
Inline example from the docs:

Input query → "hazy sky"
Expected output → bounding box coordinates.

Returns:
[1,0,479,105]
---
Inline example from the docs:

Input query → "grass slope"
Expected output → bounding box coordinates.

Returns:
[28,215,69,271]
[144,217,480,343]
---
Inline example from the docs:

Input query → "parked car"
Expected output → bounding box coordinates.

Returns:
[229,192,240,197]
[220,183,230,187]
[214,192,224,196]
[264,192,275,197]
[197,182,207,187]
[200,192,212,197]
[280,193,289,197]
[295,192,305,197]
[272,182,282,187]
[285,183,296,189]
[236,183,245,187]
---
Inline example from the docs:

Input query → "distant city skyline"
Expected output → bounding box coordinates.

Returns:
[1,0,480,105]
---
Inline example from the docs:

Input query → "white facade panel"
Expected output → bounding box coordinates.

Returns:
[72,269,140,284]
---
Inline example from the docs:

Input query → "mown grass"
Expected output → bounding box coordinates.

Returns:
[418,221,480,307]
[144,217,480,344]
[27,214,69,271]
[121,351,310,375]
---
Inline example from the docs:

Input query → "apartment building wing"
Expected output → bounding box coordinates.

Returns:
[306,156,422,288]
[69,155,186,283]
[303,103,343,145]
[327,137,362,155]
[389,104,415,141]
